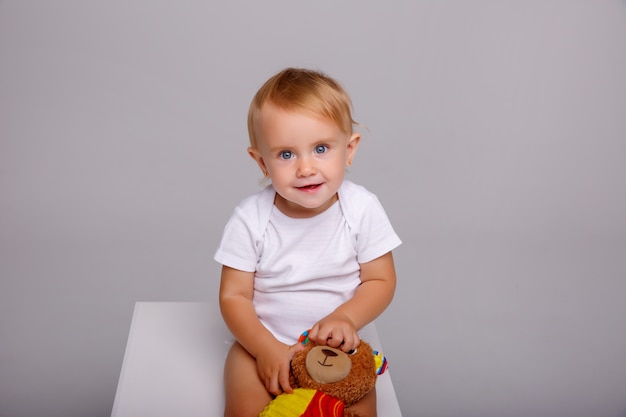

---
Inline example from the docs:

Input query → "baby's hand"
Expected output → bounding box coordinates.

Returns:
[256,341,305,396]
[309,313,360,353]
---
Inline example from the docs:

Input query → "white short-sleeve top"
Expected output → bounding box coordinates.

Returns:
[214,180,401,344]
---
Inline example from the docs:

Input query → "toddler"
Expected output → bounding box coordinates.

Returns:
[215,67,401,417]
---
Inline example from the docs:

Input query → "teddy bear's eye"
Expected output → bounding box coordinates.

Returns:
[348,348,357,355]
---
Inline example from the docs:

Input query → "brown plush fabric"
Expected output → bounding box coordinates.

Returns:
[290,340,377,408]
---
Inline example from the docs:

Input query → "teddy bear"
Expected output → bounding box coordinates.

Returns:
[259,330,388,417]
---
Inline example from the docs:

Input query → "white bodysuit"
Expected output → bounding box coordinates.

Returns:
[214,180,401,344]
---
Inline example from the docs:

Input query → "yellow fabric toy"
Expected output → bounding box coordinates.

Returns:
[260,388,343,417]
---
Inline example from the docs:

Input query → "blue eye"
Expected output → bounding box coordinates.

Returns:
[279,151,293,160]
[314,145,328,154]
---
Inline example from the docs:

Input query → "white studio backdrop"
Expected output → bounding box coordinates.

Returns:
[1,1,625,416]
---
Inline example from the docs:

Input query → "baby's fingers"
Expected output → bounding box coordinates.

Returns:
[264,374,281,396]
[278,367,293,394]
[308,324,329,345]
[337,331,360,352]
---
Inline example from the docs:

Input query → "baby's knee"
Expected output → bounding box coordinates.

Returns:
[346,386,377,417]
[223,342,271,417]
[224,400,265,417]
[224,385,272,417]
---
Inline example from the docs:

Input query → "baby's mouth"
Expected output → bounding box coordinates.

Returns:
[297,183,322,191]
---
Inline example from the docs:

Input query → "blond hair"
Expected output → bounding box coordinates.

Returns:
[247,68,356,148]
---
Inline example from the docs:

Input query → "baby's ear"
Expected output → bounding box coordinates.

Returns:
[247,147,268,176]
[345,132,361,165]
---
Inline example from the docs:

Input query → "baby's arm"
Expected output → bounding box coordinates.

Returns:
[309,251,397,352]
[219,265,302,395]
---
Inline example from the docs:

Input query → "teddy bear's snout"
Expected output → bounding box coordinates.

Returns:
[318,349,339,367]
[305,346,352,384]
[321,349,338,358]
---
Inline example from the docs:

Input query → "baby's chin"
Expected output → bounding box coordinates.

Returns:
[275,191,338,217]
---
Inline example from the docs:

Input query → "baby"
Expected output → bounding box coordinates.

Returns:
[215,67,401,417]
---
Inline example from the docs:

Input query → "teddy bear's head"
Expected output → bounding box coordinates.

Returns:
[290,339,378,407]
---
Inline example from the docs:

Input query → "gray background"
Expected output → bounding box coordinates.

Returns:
[1,1,626,416]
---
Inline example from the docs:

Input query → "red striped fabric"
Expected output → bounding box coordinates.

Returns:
[301,390,344,417]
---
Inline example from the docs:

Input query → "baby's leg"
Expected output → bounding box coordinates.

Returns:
[223,341,272,417]
[345,386,377,417]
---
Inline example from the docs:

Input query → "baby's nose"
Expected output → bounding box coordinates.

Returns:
[296,158,316,176]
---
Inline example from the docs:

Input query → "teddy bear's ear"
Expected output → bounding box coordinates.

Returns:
[298,329,312,345]
[373,350,388,375]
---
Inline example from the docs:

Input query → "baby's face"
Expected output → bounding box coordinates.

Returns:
[249,104,359,218]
